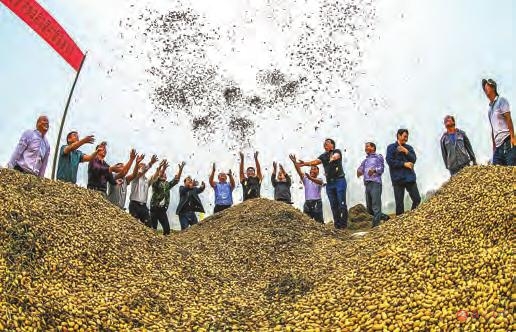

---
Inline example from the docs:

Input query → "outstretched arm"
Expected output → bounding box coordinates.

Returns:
[305,172,324,185]
[289,154,304,181]
[271,161,277,186]
[255,151,263,181]
[65,135,95,155]
[228,169,235,190]
[169,162,184,187]
[209,162,216,188]
[126,154,144,184]
[239,152,245,183]
[115,149,136,180]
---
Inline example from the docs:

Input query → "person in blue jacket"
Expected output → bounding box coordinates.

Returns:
[386,129,421,215]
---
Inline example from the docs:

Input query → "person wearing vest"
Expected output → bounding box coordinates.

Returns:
[239,151,264,201]
[149,160,184,235]
[176,176,205,230]
[386,129,421,216]
[290,154,324,223]
[440,115,476,176]
[209,163,235,213]
[482,78,515,166]
[297,138,348,229]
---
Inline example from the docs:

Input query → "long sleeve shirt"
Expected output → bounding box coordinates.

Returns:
[386,142,417,184]
[8,129,50,177]
[357,153,384,184]
[87,158,115,192]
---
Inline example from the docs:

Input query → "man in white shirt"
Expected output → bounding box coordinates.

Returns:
[128,154,158,225]
[483,78,515,166]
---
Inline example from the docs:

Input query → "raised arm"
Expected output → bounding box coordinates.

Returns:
[209,162,216,188]
[254,151,263,181]
[126,154,144,184]
[170,162,185,187]
[298,158,322,167]
[114,149,136,180]
[150,159,165,184]
[289,154,304,181]
[228,169,235,190]
[141,154,159,176]
[65,135,95,155]
[239,151,245,183]
[271,161,278,186]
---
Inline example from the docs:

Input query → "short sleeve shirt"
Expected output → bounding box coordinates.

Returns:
[303,176,323,200]
[56,145,84,184]
[488,96,511,147]
[241,177,261,201]
[107,180,128,208]
[214,182,233,206]
[318,149,345,182]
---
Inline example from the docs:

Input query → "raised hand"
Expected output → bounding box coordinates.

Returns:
[289,154,297,163]
[279,164,285,173]
[228,169,233,176]
[82,135,95,144]
[212,163,216,172]
[129,149,137,159]
[273,161,277,169]
[179,161,185,169]
[239,151,244,160]
[136,154,145,164]
[150,154,159,165]
[254,151,259,159]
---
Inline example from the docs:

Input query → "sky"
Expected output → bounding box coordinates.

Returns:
[0,0,513,228]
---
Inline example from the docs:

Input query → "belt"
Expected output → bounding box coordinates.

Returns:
[87,185,106,192]
[131,200,147,206]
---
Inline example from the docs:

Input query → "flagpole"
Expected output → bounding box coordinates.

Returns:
[51,52,87,180]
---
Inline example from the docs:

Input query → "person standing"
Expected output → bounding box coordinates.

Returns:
[386,129,421,216]
[87,142,123,196]
[289,154,324,223]
[128,154,158,225]
[107,149,137,209]
[176,177,206,230]
[440,115,477,176]
[482,78,515,166]
[271,162,292,204]
[209,163,235,213]
[297,138,348,229]
[239,151,264,201]
[357,142,389,227]
[56,131,96,183]
[149,160,185,235]
[8,115,50,177]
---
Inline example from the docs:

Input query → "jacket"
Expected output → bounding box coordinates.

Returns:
[440,129,476,171]
[176,186,205,215]
[386,142,417,184]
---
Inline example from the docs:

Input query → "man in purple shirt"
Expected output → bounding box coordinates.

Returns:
[290,154,324,223]
[8,115,50,177]
[357,142,389,227]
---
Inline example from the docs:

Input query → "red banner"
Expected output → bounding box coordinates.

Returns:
[1,0,84,71]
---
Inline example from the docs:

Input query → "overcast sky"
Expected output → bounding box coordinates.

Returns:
[0,0,513,225]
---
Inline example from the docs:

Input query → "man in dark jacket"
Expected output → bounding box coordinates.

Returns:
[386,129,421,215]
[176,176,205,230]
[440,115,476,176]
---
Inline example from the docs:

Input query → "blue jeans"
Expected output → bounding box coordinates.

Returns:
[326,177,348,229]
[493,137,516,166]
[179,211,198,230]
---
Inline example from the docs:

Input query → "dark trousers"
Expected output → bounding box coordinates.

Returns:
[326,177,348,229]
[449,164,468,176]
[214,204,231,213]
[493,137,516,166]
[393,182,421,216]
[303,199,324,223]
[129,200,150,225]
[178,211,198,230]
[365,182,387,227]
[150,206,170,235]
